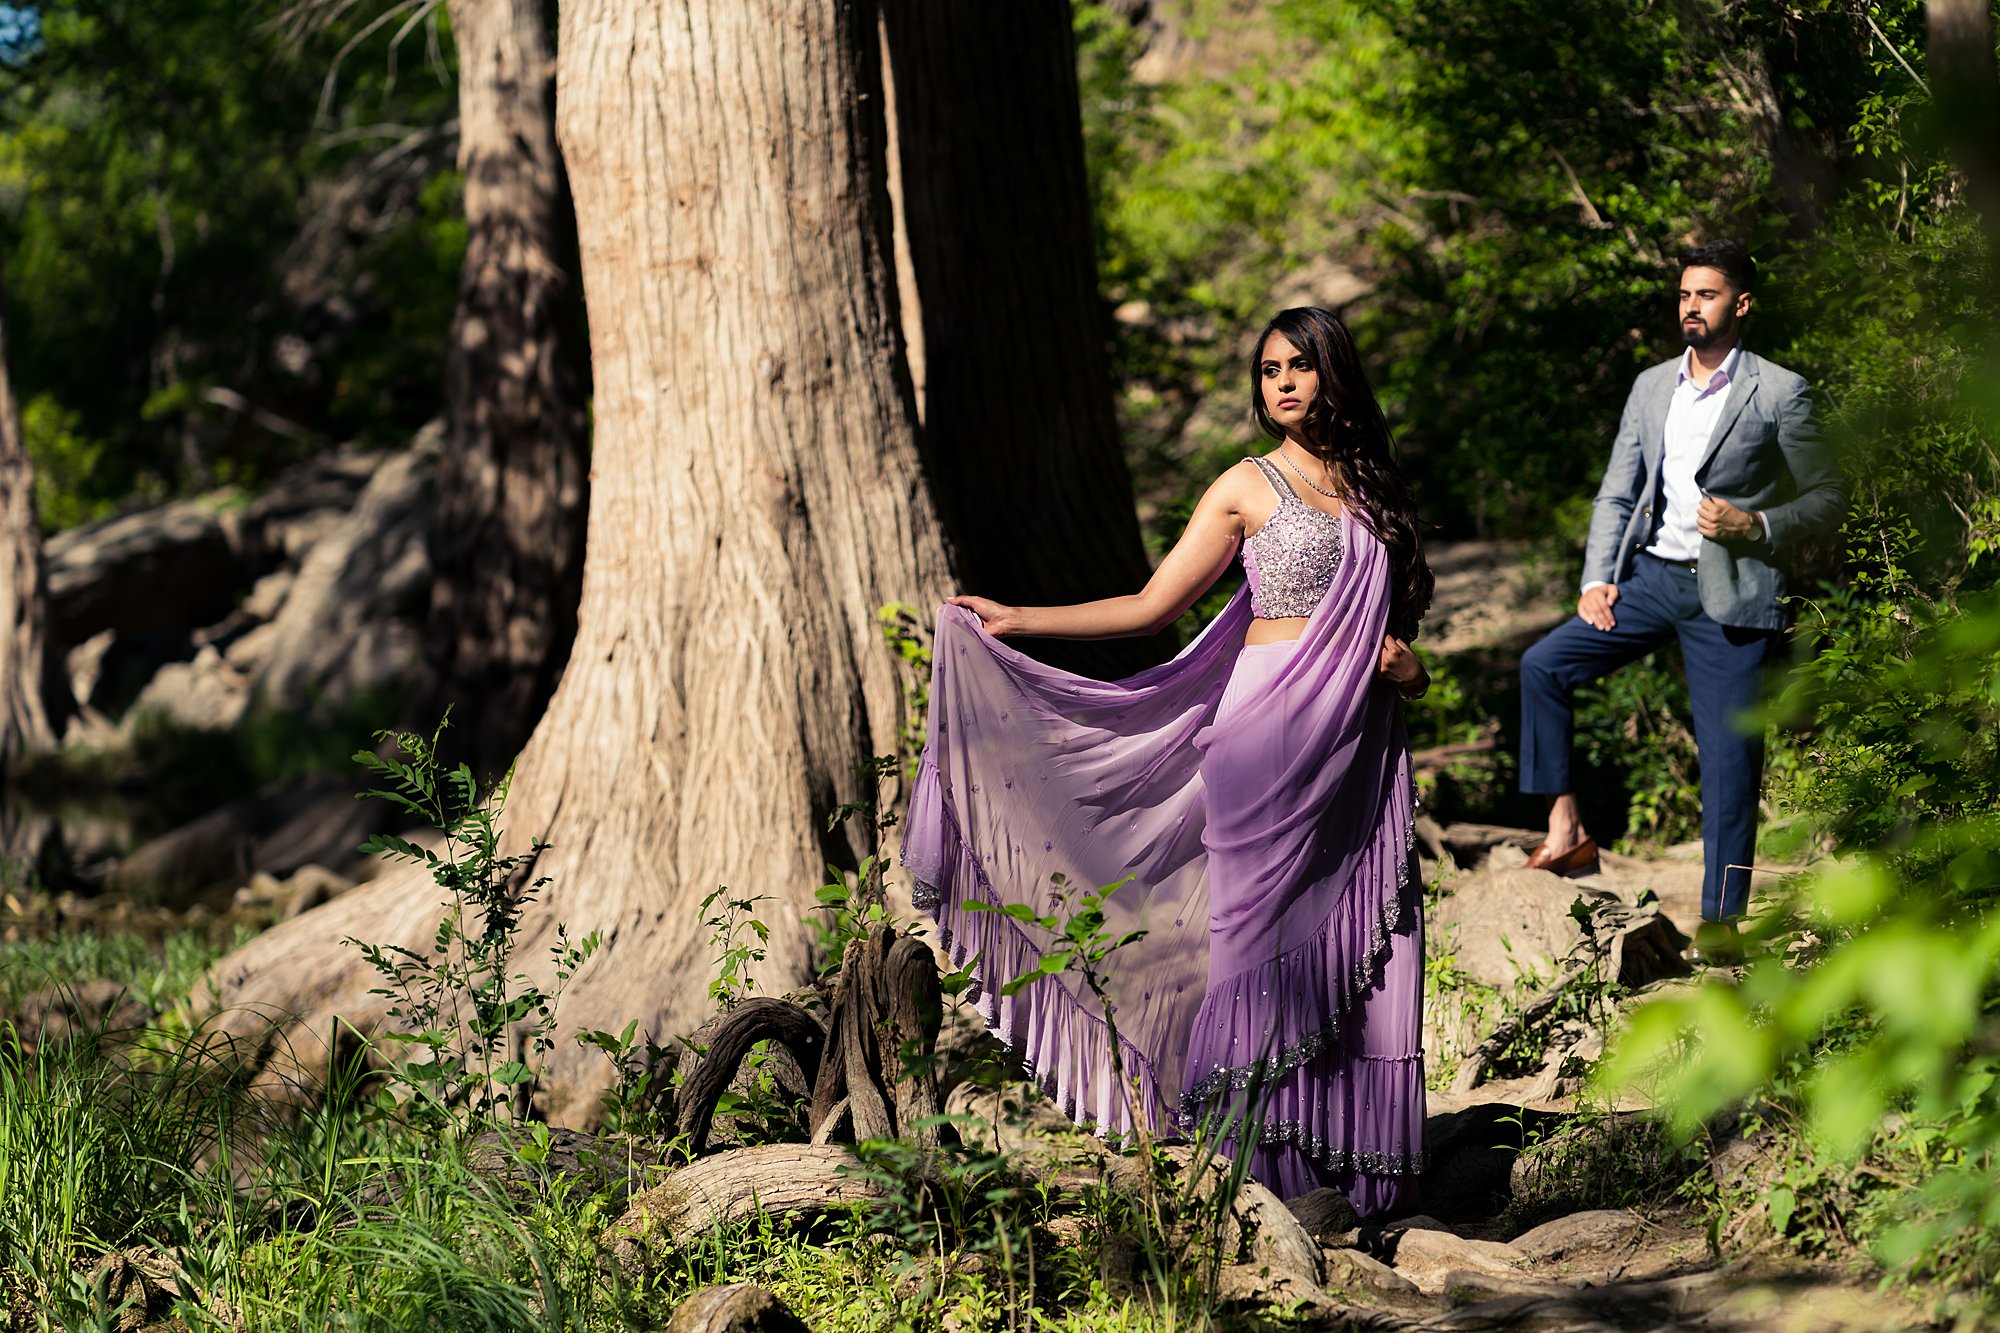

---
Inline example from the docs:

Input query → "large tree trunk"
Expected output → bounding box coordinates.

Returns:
[879,0,1162,673]
[0,269,68,773]
[212,0,952,1123]
[426,0,590,778]
[1929,0,2000,259]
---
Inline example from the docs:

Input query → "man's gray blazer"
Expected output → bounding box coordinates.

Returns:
[1581,348,1844,631]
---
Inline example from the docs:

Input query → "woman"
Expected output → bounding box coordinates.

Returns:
[902,307,1432,1215]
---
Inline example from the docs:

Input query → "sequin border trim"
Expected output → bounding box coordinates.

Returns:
[1254,1120,1424,1176]
[1174,791,1421,1129]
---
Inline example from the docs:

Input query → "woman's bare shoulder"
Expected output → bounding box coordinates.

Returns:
[1207,456,1269,502]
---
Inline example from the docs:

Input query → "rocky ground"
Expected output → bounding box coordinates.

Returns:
[5,816,1927,1332]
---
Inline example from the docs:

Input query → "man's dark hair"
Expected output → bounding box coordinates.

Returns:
[1680,238,1756,294]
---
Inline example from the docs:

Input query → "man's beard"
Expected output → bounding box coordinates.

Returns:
[1683,319,1728,349]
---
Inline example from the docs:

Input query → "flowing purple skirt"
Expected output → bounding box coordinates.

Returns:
[1194,641,1423,1213]
[904,511,1423,1215]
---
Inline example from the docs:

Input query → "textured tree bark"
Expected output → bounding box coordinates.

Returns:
[675,997,827,1156]
[0,269,68,773]
[661,1284,810,1333]
[1928,0,2000,257]
[879,0,1163,674]
[610,1145,914,1257]
[427,0,590,779]
[211,0,953,1123]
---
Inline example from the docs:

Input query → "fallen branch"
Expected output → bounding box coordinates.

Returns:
[1451,956,1594,1095]
[1411,735,1500,771]
[675,998,827,1156]
[608,1143,913,1261]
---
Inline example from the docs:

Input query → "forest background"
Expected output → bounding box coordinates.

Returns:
[1,0,1999,1324]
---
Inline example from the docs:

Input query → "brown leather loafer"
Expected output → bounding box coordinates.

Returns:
[1524,836,1600,878]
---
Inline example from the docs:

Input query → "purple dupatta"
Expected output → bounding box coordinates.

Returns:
[903,509,1417,1148]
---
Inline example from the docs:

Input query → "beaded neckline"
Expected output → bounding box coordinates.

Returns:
[1248,454,1344,536]
[1276,446,1348,505]
[1242,456,1345,620]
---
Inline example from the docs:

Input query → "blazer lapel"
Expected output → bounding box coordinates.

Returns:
[1640,364,1674,474]
[1695,350,1761,476]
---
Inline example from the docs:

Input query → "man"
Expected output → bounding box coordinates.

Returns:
[1518,239,1844,943]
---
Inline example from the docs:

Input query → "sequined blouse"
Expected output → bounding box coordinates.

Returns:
[1241,454,1345,619]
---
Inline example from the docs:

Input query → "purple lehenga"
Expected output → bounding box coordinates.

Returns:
[902,462,1424,1215]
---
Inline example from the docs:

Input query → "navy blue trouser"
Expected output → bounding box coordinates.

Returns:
[1519,552,1780,922]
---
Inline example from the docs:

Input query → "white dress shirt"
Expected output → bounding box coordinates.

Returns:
[1647,344,1744,561]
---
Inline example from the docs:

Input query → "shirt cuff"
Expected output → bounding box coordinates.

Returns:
[1756,510,1772,544]
[1581,580,1609,594]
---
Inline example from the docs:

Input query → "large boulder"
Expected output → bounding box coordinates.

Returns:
[251,442,436,718]
[1430,866,1616,990]
[234,444,384,566]
[44,440,430,735]
[45,495,243,648]
[1376,1218,1528,1298]
[1509,1208,1648,1263]
[105,775,377,909]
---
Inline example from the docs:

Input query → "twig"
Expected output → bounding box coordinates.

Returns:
[1864,11,1929,93]
[1450,954,1594,1094]
[1411,735,1499,770]
[1551,148,1610,228]
[316,0,442,124]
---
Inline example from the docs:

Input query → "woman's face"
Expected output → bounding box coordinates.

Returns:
[1258,332,1317,434]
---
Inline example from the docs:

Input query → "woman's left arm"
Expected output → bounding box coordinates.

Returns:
[1378,636,1428,699]
[949,466,1251,640]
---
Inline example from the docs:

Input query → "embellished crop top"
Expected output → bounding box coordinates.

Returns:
[1241,454,1345,619]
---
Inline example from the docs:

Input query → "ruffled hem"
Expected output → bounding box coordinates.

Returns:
[906,757,1169,1138]
[1187,1046,1427,1182]
[1253,1124,1423,1177]
[1175,791,1421,1131]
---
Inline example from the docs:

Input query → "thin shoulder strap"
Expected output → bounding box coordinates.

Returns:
[1252,453,1297,504]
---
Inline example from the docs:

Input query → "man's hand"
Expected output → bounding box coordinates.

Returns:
[1697,491,1760,541]
[1579,583,1619,631]
[1377,635,1428,697]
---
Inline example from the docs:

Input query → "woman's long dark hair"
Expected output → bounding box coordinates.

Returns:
[1249,307,1433,641]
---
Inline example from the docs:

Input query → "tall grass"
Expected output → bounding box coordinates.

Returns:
[0,926,251,1015]
[0,1010,654,1331]
[0,1005,1225,1331]
[0,1023,234,1282]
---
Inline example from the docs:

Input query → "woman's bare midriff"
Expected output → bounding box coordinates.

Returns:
[1245,615,1309,646]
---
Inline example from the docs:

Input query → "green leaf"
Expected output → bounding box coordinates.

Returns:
[1766,1185,1796,1235]
[359,832,440,865]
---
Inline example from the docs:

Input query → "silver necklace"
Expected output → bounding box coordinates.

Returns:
[1278,446,1343,501]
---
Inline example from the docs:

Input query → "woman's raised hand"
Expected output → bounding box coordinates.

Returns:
[1377,634,1429,699]
[947,595,1027,638]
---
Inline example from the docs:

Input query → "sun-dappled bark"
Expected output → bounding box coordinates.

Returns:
[1928,0,2000,258]
[0,268,69,774]
[426,0,590,779]
[212,0,953,1122]
[880,0,1161,673]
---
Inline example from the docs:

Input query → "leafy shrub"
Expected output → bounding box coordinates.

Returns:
[346,716,598,1133]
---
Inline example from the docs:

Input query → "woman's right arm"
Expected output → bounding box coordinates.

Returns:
[951,466,1253,640]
